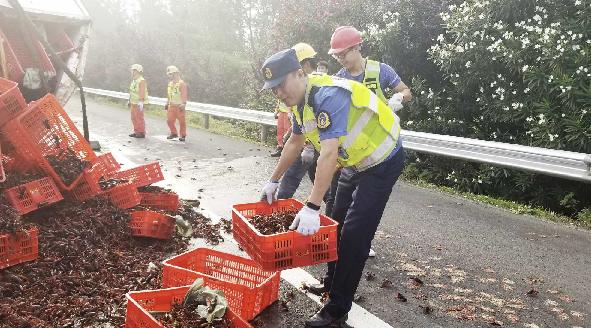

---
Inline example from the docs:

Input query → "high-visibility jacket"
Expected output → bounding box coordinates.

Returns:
[129,76,148,104]
[293,74,401,171]
[363,59,387,104]
[167,80,186,105]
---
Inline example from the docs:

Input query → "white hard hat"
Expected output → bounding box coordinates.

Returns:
[166,65,180,74]
[130,64,143,73]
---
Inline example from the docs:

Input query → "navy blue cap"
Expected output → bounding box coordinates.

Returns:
[261,49,301,90]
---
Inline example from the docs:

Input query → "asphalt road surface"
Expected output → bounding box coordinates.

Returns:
[66,97,590,328]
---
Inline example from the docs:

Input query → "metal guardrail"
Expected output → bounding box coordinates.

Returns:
[83,88,591,183]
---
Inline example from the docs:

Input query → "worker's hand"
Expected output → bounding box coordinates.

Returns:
[260,181,279,204]
[388,92,404,112]
[289,205,320,235]
[127,101,131,109]
[179,104,186,111]
[138,101,144,112]
[301,145,315,167]
[164,104,169,111]
[274,112,279,119]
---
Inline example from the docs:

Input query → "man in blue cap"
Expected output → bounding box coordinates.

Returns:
[259,49,405,327]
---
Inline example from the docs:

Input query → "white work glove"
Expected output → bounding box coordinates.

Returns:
[261,181,279,204]
[138,101,144,111]
[301,145,315,167]
[388,92,404,112]
[289,205,320,236]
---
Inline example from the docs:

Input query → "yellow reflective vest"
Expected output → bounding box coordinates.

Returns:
[363,59,387,104]
[293,74,401,171]
[129,76,148,104]
[167,80,185,105]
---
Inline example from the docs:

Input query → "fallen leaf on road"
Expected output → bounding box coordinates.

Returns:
[396,292,407,302]
[547,289,560,294]
[365,272,376,281]
[409,277,424,288]
[526,289,539,297]
[380,279,393,289]
[571,311,585,319]
[558,294,573,303]
[523,324,540,328]
[420,305,433,315]
[446,305,477,320]
[502,279,515,285]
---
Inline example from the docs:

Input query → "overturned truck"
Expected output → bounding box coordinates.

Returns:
[0,0,90,105]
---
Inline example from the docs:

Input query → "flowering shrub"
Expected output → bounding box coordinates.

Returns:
[401,0,590,217]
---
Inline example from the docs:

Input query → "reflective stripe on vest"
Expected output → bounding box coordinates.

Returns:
[168,80,184,105]
[293,74,401,171]
[129,76,149,104]
[363,59,387,104]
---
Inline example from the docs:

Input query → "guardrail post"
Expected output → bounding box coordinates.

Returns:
[585,155,591,175]
[203,114,210,129]
[261,124,268,144]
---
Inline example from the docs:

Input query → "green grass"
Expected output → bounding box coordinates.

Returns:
[90,95,590,229]
[403,177,591,229]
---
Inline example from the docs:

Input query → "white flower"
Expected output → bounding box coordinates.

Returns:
[524,88,530,94]
[456,45,465,53]
[548,134,555,141]
[575,0,581,5]
[465,61,472,68]
[522,65,529,72]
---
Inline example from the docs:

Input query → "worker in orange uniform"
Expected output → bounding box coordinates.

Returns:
[271,100,292,157]
[128,64,148,138]
[165,65,188,141]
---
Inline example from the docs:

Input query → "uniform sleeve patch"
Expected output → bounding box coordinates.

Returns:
[317,111,331,129]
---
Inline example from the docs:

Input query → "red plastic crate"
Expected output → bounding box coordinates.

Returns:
[0,21,55,77]
[0,29,26,82]
[0,227,39,270]
[129,210,175,240]
[107,182,140,209]
[3,177,63,215]
[2,94,97,190]
[232,199,338,271]
[70,153,121,201]
[162,248,280,320]
[110,162,164,188]
[0,78,27,127]
[139,192,180,211]
[0,143,4,182]
[125,285,252,328]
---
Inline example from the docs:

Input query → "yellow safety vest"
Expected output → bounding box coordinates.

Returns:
[293,74,401,171]
[362,59,387,104]
[167,80,185,105]
[129,76,149,104]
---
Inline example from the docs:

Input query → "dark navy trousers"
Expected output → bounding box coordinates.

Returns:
[323,147,406,316]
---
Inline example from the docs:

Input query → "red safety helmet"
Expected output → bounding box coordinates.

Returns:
[328,26,362,55]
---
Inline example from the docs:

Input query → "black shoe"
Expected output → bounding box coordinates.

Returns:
[167,134,178,140]
[129,133,137,137]
[136,133,145,138]
[306,283,327,296]
[179,137,186,142]
[305,307,348,327]
[270,148,282,157]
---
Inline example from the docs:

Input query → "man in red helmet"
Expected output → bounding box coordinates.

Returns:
[329,26,412,110]
[304,25,413,298]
